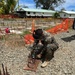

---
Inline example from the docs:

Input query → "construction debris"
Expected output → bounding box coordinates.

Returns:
[0,64,10,75]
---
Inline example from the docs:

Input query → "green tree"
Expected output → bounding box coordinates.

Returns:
[0,0,5,14]
[0,8,4,14]
[60,7,66,12]
[5,0,17,13]
[0,0,17,14]
[34,0,65,10]
[53,12,60,18]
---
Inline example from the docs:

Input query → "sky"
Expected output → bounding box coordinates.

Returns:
[18,0,75,11]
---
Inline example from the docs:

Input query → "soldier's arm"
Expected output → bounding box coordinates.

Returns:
[33,39,39,45]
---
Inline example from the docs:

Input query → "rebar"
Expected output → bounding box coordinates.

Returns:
[0,63,10,75]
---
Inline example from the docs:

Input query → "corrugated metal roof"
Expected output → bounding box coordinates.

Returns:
[63,11,75,14]
[18,8,55,13]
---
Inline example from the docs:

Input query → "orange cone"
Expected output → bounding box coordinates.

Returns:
[31,20,35,33]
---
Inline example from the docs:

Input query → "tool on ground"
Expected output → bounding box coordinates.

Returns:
[24,45,42,72]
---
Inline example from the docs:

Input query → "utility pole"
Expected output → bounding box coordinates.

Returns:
[18,0,19,10]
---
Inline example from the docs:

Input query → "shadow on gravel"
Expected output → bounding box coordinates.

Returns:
[61,35,75,42]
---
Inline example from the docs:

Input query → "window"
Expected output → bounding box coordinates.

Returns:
[64,14,66,16]
[33,12,36,14]
[70,14,71,16]
[28,12,30,14]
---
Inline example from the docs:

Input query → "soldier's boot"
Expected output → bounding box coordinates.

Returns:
[41,61,49,68]
[36,54,41,58]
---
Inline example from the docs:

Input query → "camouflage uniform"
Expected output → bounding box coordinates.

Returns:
[33,30,59,61]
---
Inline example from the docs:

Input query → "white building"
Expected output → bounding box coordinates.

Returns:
[16,8,55,18]
[59,11,75,18]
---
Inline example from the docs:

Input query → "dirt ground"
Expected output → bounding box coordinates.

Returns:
[0,18,74,75]
[0,28,75,75]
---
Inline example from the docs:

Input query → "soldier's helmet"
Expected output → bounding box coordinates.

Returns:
[32,29,43,39]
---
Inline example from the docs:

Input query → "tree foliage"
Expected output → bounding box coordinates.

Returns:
[0,0,5,14]
[53,12,60,18]
[0,0,17,14]
[60,7,66,11]
[22,5,28,8]
[34,0,65,10]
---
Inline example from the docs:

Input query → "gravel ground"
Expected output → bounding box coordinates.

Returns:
[0,29,75,75]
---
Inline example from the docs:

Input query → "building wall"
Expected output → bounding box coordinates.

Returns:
[60,12,75,18]
[26,11,54,17]
[59,13,68,18]
[16,11,26,18]
[67,14,75,18]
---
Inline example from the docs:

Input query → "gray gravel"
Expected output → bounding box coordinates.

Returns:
[0,29,75,75]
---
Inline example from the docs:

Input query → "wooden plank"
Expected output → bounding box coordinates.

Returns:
[24,58,40,72]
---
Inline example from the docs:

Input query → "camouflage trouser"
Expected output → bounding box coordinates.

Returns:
[41,44,59,61]
[29,44,59,61]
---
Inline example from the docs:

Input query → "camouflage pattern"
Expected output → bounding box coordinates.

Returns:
[32,30,59,61]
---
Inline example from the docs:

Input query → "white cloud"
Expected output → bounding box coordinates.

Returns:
[26,4,35,8]
[63,0,75,8]
[19,1,35,8]
[56,0,75,10]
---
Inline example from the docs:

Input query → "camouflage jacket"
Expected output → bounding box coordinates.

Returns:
[33,30,59,47]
